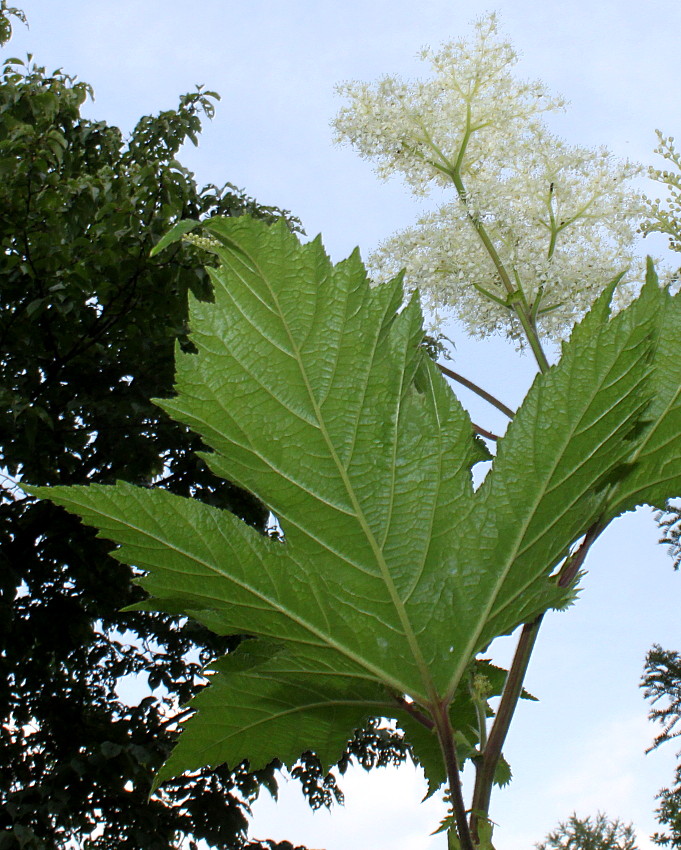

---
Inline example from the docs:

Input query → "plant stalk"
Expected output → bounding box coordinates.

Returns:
[469,521,605,837]
[470,615,541,840]
[437,364,516,419]
[446,167,551,374]
[433,701,475,850]
[472,422,501,442]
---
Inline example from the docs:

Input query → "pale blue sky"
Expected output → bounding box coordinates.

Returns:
[8,2,681,848]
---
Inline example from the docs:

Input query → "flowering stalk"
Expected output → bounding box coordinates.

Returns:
[333,12,644,347]
[332,14,652,847]
[444,160,551,371]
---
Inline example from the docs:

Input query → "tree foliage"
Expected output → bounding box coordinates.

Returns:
[0,10,379,845]
[643,646,681,847]
[536,813,638,850]
[29,213,681,848]
[0,0,24,46]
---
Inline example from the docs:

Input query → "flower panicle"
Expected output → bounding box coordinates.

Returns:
[333,12,647,344]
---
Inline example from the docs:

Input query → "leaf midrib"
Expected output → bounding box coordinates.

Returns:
[104,491,423,695]
[222,241,437,702]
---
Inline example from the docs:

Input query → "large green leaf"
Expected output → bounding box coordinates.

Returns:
[25,219,681,789]
[27,217,486,775]
[156,641,394,789]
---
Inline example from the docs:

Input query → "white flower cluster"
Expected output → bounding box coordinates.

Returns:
[333,13,645,342]
[643,131,681,255]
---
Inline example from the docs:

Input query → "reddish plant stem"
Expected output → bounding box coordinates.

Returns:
[394,695,435,731]
[469,521,605,838]
[394,695,473,850]
[470,615,541,840]
[472,422,501,442]
[437,364,516,420]
[432,702,475,850]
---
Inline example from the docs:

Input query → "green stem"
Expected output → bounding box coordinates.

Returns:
[472,281,510,308]
[446,167,551,373]
[416,101,551,372]
[472,688,488,754]
[546,184,558,262]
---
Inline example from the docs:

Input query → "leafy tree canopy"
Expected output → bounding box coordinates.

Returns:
[0,1,24,46]
[0,7,408,848]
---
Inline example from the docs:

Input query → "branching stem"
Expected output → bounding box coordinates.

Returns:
[444,164,551,374]
[472,422,501,442]
[393,695,435,731]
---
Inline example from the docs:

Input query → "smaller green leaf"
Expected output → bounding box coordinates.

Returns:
[493,756,512,787]
[149,218,200,256]
[476,815,495,850]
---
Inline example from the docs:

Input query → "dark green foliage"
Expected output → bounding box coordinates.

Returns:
[643,646,681,847]
[644,646,681,750]
[536,813,638,850]
[657,506,681,571]
[651,791,681,849]
[0,8,382,846]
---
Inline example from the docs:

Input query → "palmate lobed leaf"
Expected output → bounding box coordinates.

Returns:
[26,217,487,778]
[25,219,681,791]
